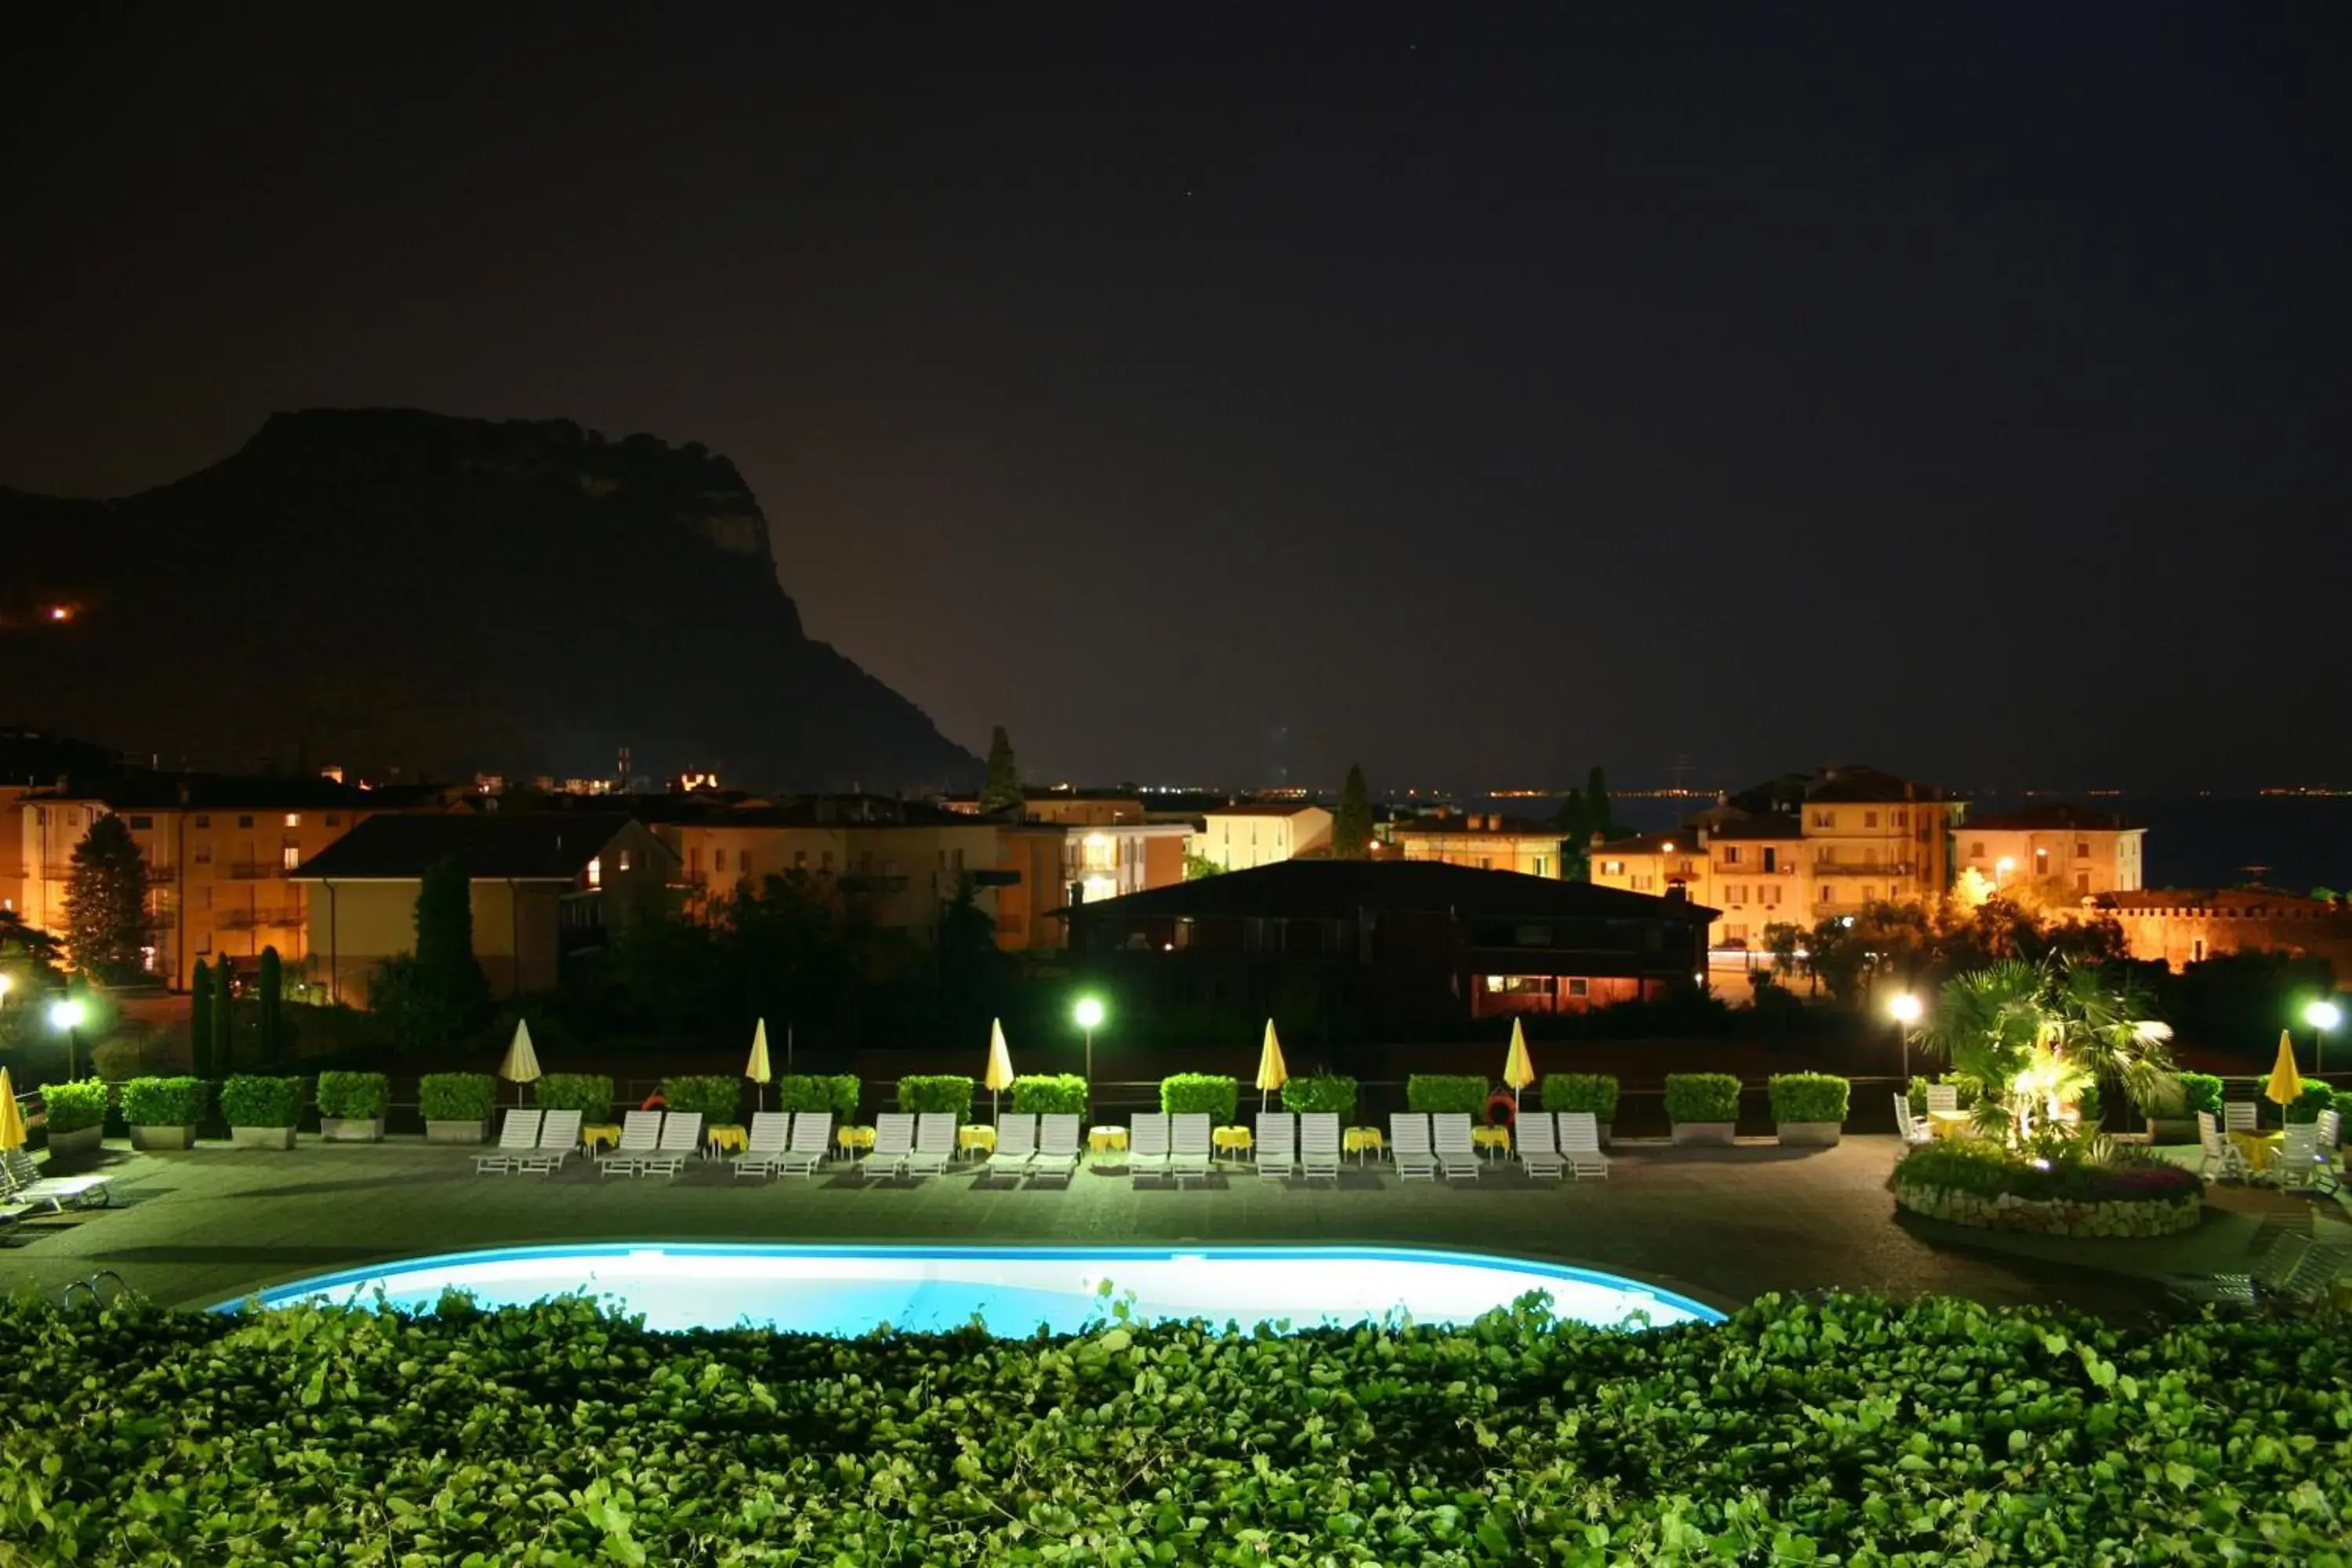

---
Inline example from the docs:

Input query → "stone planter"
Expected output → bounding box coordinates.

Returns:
[426,1120,488,1145]
[130,1124,198,1151]
[1775,1121,1842,1147]
[230,1125,299,1150]
[321,1116,385,1143]
[1893,1181,2203,1238]
[1671,1121,1737,1145]
[45,1125,104,1160]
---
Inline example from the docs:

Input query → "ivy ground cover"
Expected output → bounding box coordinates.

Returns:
[2,1290,2347,1564]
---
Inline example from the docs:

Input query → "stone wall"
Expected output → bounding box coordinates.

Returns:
[1893,1181,2203,1237]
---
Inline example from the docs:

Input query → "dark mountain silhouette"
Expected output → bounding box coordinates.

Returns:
[0,408,978,791]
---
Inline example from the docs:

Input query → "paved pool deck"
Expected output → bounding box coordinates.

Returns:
[4,1134,2343,1321]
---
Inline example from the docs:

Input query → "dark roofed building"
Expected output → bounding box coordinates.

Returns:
[291,813,676,1004]
[1062,859,1714,1037]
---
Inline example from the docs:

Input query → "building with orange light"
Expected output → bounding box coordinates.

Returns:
[1189,803,1333,873]
[2092,887,2352,974]
[1955,803,2145,902]
[1391,812,1570,878]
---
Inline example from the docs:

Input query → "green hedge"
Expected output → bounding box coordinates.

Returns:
[1279,1074,1358,1121]
[1664,1073,1741,1123]
[1160,1073,1239,1123]
[1906,1073,1984,1113]
[1891,1140,2204,1204]
[775,1074,859,1121]
[416,1073,495,1123]
[1008,1073,1088,1116]
[2170,1072,2224,1117]
[532,1073,614,1123]
[9,1290,2351,1562]
[1767,1073,1849,1124]
[118,1076,209,1127]
[898,1074,975,1124]
[2282,1083,2334,1124]
[1537,1073,1619,1121]
[314,1072,389,1120]
[659,1075,743,1123]
[219,1075,304,1129]
[40,1078,110,1135]
[1405,1074,1490,1116]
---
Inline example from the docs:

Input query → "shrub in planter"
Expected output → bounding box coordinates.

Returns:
[1768,1073,1849,1145]
[1160,1073,1239,1123]
[775,1074,860,1121]
[39,1078,110,1158]
[1538,1073,1619,1139]
[1889,1140,2205,1236]
[2174,1072,2225,1118]
[220,1075,305,1148]
[1279,1074,1358,1123]
[418,1073,495,1142]
[314,1071,389,1141]
[532,1073,614,1123]
[120,1076,209,1149]
[897,1074,975,1124]
[2284,1083,2334,1124]
[1664,1073,1741,1144]
[1008,1074,1088,1116]
[1405,1075,1489,1117]
[659,1074,744,1124]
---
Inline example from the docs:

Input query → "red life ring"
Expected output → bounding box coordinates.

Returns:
[1484,1091,1516,1129]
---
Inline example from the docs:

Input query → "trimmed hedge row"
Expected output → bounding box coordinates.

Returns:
[659,1074,742,1123]
[218,1075,303,1129]
[1890,1140,2205,1205]
[1767,1072,1849,1124]
[5,1290,2348,1563]
[1405,1074,1489,1116]
[39,1078,110,1134]
[530,1073,613,1122]
[417,1073,495,1123]
[118,1076,209,1126]
[314,1071,389,1120]
[1663,1072,1740,1123]
[1279,1073,1358,1121]
[775,1074,860,1121]
[898,1074,975,1123]
[1008,1073,1088,1116]
[1160,1073,1239,1123]
[1537,1073,1618,1121]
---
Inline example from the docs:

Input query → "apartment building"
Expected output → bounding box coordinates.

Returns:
[1956,803,2146,901]
[1189,803,1334,873]
[1391,812,1570,878]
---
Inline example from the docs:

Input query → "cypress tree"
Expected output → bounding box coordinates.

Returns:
[258,946,285,1065]
[212,956,235,1073]
[978,727,1022,815]
[1332,764,1374,859]
[189,957,214,1080]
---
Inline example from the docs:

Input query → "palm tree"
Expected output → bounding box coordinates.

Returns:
[1916,956,2176,1147]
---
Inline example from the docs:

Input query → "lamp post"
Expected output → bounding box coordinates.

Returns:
[1073,996,1105,1117]
[2307,999,2343,1076]
[1888,991,1922,1086]
[48,996,87,1080]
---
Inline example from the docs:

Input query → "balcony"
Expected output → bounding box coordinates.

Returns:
[224,862,277,880]
[213,908,301,931]
[1810,861,1916,878]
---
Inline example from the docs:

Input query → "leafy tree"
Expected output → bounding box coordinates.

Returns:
[1182,851,1224,881]
[1916,957,2177,1147]
[1552,768,1619,880]
[369,858,491,1050]
[1584,765,1617,840]
[1331,764,1374,859]
[258,946,285,1065]
[978,726,1022,815]
[62,814,151,982]
[1762,922,1813,996]
[213,956,235,1072]
[189,957,214,1079]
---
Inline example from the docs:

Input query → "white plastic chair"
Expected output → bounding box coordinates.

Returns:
[1031,1114,1081,1185]
[773,1112,832,1178]
[1559,1112,1611,1179]
[1430,1114,1483,1183]
[2197,1112,2248,1182]
[1254,1112,1297,1179]
[598,1109,662,1177]
[1298,1113,1341,1182]
[1893,1094,1932,1146]
[1168,1114,1214,1185]
[1388,1113,1437,1181]
[635,1112,700,1178]
[981,1114,1036,1181]
[732,1112,791,1177]
[1515,1112,1565,1181]
[477,1109,544,1174]
[1128,1114,1172,1184]
[863,1112,915,1180]
[514,1109,581,1174]
[900,1113,956,1180]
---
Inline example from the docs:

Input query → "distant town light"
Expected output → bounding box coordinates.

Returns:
[47,605,72,622]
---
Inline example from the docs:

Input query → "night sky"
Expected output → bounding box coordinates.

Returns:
[6,6,2348,795]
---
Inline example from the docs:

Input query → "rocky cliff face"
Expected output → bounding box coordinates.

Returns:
[0,408,978,791]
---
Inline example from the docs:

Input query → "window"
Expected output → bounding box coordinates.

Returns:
[617,849,632,873]
[325,814,341,827]
[2034,848,2049,874]
[1479,857,1493,870]
[129,815,154,830]
[198,887,212,909]
[586,856,602,888]
[1725,924,1748,942]
[1722,845,1740,865]
[1971,840,1986,858]
[284,814,300,829]
[1761,886,1780,906]
[2075,872,2090,893]
[237,815,253,828]
[1811,810,1834,829]
[1532,855,1548,877]
[1894,810,1908,827]
[1632,874,1654,891]
[739,853,753,878]
[1864,811,1879,829]
[2074,841,2089,858]
[820,851,834,873]
[1761,848,1778,873]
[793,849,808,869]
[194,815,210,828]
[194,844,212,866]
[2192,938,2205,962]
[281,844,299,870]
[1600,859,1624,875]
[1862,884,1878,903]
[1566,978,1590,999]
[1817,884,1836,904]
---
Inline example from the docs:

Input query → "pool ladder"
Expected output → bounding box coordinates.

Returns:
[59,1270,127,1310]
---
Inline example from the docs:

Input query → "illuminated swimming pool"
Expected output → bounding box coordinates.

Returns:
[223,1243,1722,1334]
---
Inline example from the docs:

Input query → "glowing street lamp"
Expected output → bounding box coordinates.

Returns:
[2307,998,2343,1074]
[1073,996,1106,1115]
[1888,991,1922,1084]
[49,996,88,1078]
[0,972,12,1006]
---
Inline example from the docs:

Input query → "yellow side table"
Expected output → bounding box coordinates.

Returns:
[704,1124,747,1158]
[957,1125,997,1160]
[2228,1129,2284,1174]
[1212,1125,1254,1159]
[1343,1127,1385,1163]
[1926,1110,1973,1141]
[837,1126,876,1157]
[1472,1125,1512,1159]
[581,1124,621,1153]
[1088,1126,1129,1157]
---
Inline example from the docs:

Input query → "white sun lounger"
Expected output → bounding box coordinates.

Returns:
[1431,1114,1483,1182]
[1515,1112,1566,1181]
[1168,1113,1214,1185]
[980,1114,1036,1181]
[773,1112,832,1178]
[1030,1114,1081,1185]
[599,1110,664,1177]
[513,1109,582,1174]
[731,1112,793,1178]
[1559,1112,1610,1179]
[1128,1114,1171,1184]
[1,1148,109,1208]
[635,1111,701,1178]
[1389,1113,1437,1181]
[477,1109,544,1174]
[903,1113,956,1180]
[863,1113,915,1181]
[1254,1112,1297,1178]
[1299,1112,1341,1182]
[1893,1094,1933,1147]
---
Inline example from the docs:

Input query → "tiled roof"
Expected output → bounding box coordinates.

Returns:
[2096,887,2344,916]
[1964,802,2137,832]
[1706,813,1803,841]
[1200,803,1330,818]
[1058,859,1715,923]
[291,812,652,880]
[1392,813,1559,837]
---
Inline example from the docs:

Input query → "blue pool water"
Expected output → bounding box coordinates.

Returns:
[222,1243,1722,1335]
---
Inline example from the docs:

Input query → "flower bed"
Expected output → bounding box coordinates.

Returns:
[5,1290,2349,1563]
[1891,1143,2205,1236]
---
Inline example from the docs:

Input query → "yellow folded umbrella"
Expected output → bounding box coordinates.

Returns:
[746,1019,773,1111]
[1254,1020,1288,1112]
[499,1020,542,1102]
[985,1018,1015,1120]
[0,1066,25,1151]
[1504,1018,1537,1096]
[2263,1028,2305,1125]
